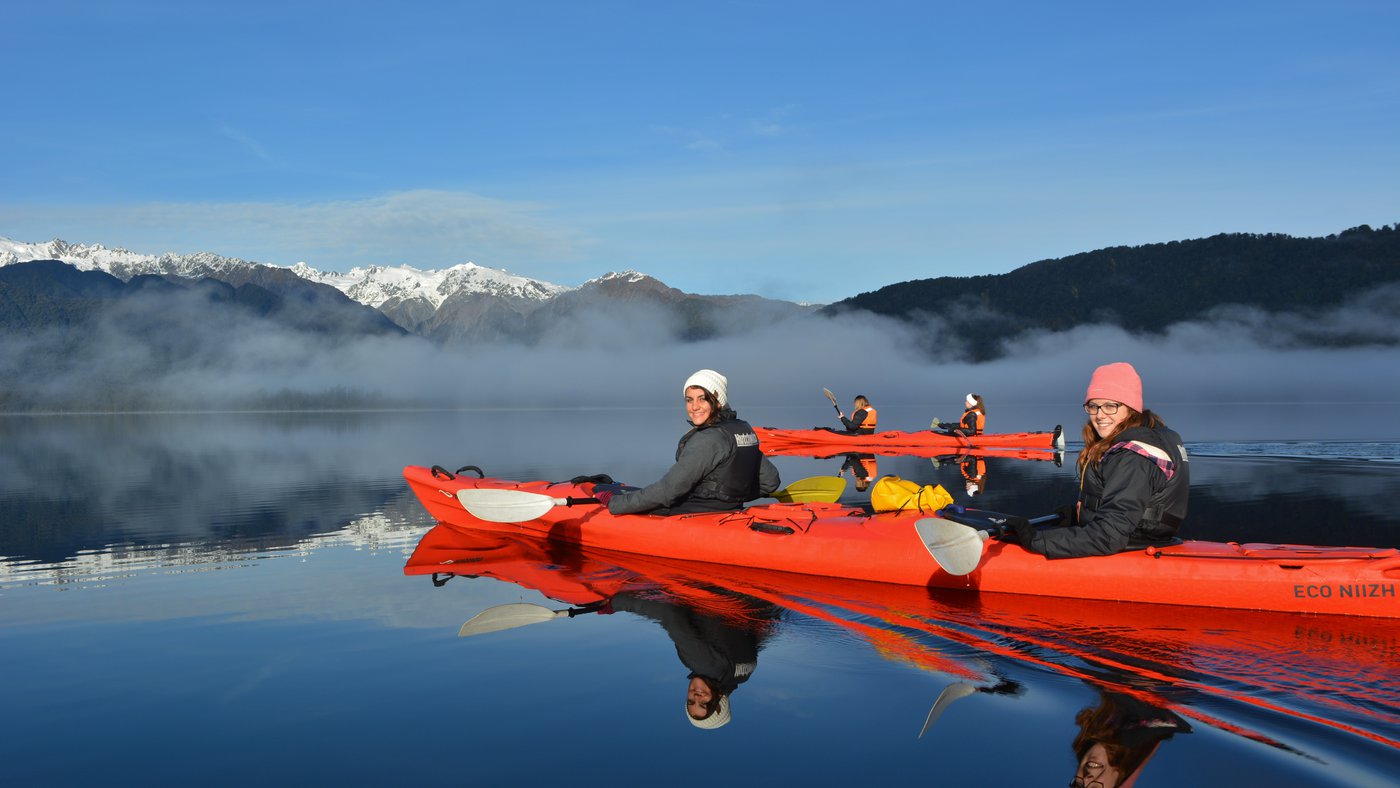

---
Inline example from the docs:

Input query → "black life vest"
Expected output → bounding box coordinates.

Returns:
[676,415,763,507]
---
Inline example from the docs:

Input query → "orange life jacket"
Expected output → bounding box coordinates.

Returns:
[858,406,878,433]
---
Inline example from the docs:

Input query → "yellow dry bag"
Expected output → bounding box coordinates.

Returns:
[869,475,954,514]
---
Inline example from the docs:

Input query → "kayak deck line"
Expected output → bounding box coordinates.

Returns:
[403,465,1400,619]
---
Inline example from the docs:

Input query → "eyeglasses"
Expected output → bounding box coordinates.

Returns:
[1069,758,1107,788]
[1083,401,1122,416]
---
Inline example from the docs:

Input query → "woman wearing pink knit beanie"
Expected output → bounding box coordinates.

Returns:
[1004,362,1190,559]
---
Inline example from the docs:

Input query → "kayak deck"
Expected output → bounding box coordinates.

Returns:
[403,465,1400,618]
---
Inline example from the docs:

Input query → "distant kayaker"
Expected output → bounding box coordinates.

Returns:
[932,393,986,436]
[1006,362,1189,558]
[598,369,781,515]
[837,395,879,434]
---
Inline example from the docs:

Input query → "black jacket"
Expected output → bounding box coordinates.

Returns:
[1027,423,1188,559]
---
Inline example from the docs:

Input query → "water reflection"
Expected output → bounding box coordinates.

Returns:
[836,453,878,493]
[1069,692,1192,788]
[407,521,1400,769]
[611,591,779,730]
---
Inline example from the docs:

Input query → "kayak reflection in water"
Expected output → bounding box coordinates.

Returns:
[1004,362,1190,559]
[838,452,878,492]
[599,368,781,516]
[836,394,879,434]
[932,393,986,436]
[607,589,782,730]
[1070,691,1191,788]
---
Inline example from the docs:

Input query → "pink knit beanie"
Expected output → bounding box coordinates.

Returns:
[1085,362,1143,412]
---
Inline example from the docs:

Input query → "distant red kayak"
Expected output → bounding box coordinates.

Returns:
[754,425,1065,454]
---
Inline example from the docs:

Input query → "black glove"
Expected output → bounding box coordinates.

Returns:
[570,473,615,485]
[1003,515,1037,545]
[591,481,626,507]
[1054,502,1078,528]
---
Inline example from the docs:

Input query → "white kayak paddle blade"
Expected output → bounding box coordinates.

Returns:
[919,682,978,738]
[459,603,566,637]
[915,518,989,576]
[457,488,558,522]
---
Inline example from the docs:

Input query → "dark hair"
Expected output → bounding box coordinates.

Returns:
[1077,408,1162,475]
[690,675,725,719]
[1071,693,1186,787]
[685,386,726,426]
[968,393,986,415]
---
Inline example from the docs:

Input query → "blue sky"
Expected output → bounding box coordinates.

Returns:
[4,0,1397,303]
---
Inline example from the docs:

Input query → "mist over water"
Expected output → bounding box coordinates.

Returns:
[3,282,1399,443]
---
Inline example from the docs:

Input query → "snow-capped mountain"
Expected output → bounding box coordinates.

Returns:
[1,236,812,351]
[0,237,263,283]
[0,237,569,310]
[290,260,566,309]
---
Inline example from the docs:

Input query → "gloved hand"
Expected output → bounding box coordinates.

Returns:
[1002,515,1037,546]
[592,482,625,507]
[1053,502,1078,528]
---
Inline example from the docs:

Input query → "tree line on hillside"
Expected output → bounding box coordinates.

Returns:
[825,224,1400,361]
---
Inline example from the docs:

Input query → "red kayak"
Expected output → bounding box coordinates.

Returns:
[760,442,1064,462]
[403,465,1400,618]
[754,425,1066,454]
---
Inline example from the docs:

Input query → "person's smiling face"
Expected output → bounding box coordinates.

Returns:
[1085,399,1130,439]
[685,387,714,426]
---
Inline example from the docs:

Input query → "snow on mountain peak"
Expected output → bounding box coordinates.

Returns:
[0,236,570,309]
[291,260,569,308]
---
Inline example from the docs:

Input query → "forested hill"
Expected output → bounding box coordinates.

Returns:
[825,224,1400,360]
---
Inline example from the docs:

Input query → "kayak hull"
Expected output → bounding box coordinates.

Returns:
[403,466,1400,618]
[754,425,1066,454]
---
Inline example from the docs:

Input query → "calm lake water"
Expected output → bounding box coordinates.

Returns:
[3,406,1399,786]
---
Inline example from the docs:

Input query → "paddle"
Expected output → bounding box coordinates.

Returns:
[458,601,604,637]
[822,387,842,417]
[458,476,847,523]
[457,488,601,522]
[918,682,976,738]
[770,475,846,503]
[917,678,1023,738]
[915,507,1058,576]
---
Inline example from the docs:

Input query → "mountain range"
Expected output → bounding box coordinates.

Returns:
[0,237,812,346]
[3,223,1398,375]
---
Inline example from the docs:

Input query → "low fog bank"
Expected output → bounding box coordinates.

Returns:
[3,283,1398,440]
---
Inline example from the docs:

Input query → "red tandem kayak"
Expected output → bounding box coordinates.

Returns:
[754,425,1066,453]
[402,465,1400,618]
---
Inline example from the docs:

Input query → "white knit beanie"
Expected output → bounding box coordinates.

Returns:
[686,694,731,729]
[684,369,729,407]
[965,393,977,408]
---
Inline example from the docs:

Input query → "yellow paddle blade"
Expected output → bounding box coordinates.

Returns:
[771,475,846,503]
